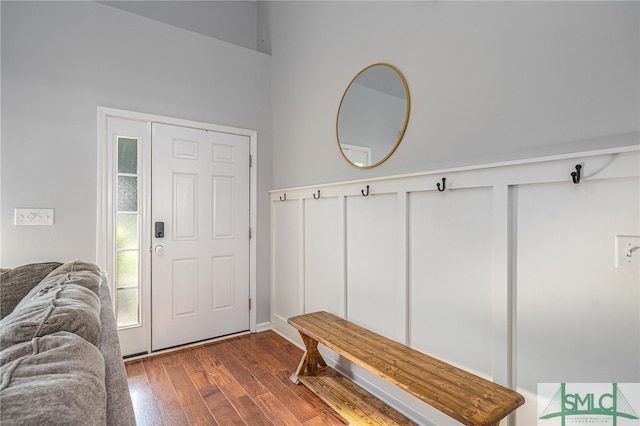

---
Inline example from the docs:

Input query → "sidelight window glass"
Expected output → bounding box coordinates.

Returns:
[115,136,140,327]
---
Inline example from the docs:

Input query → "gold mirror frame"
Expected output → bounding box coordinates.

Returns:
[336,63,410,169]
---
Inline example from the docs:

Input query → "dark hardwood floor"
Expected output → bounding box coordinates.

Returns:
[125,330,348,426]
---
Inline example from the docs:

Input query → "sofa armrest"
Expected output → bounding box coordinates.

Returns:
[0,262,62,320]
[98,274,136,426]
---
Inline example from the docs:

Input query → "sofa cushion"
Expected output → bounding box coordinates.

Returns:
[0,262,62,320]
[19,259,103,304]
[0,331,107,426]
[44,259,102,280]
[0,271,102,350]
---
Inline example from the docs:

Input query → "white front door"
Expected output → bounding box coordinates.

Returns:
[151,123,250,351]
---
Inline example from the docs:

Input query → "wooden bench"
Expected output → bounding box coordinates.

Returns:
[288,311,524,426]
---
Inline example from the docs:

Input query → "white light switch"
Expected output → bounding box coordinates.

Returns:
[14,208,54,226]
[615,235,640,270]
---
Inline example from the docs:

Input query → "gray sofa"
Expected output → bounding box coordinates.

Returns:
[0,260,136,425]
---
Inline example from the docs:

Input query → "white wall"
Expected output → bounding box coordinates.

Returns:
[266,1,639,189]
[266,3,638,423]
[270,148,640,425]
[0,1,272,323]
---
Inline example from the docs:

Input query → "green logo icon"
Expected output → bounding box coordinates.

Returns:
[539,383,639,426]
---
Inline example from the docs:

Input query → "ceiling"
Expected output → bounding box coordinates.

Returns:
[99,1,260,51]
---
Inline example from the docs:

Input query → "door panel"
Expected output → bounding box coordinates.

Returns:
[212,255,234,309]
[173,173,198,239]
[151,123,250,351]
[212,175,235,238]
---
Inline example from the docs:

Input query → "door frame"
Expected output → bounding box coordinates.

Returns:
[97,107,258,355]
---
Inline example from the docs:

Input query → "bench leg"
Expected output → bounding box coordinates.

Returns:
[290,332,327,384]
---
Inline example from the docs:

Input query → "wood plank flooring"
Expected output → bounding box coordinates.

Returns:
[125,330,348,426]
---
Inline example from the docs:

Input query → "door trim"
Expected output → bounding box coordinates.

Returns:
[97,107,258,355]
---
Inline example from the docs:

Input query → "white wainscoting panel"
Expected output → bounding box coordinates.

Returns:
[271,198,302,328]
[270,146,640,425]
[408,187,494,378]
[514,177,640,425]
[304,196,344,316]
[347,192,405,342]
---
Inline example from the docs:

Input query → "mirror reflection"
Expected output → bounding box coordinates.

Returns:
[337,63,410,168]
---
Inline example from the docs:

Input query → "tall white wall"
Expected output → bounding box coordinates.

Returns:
[266,2,639,423]
[266,1,639,189]
[0,1,272,323]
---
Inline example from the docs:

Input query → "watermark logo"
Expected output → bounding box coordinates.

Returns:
[538,383,640,425]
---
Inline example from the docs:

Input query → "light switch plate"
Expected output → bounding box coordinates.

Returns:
[615,235,640,270]
[14,208,54,226]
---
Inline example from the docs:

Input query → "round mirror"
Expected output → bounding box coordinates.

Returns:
[336,63,410,168]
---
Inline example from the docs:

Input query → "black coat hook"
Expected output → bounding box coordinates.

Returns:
[279,193,287,201]
[571,165,582,184]
[361,185,370,197]
[313,190,320,199]
[437,177,446,192]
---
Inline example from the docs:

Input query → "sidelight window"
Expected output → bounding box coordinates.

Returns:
[115,137,140,327]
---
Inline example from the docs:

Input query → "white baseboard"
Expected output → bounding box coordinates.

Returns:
[255,321,272,332]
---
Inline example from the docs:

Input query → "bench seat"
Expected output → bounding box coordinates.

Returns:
[288,311,524,426]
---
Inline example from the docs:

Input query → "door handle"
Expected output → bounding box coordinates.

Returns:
[154,245,165,255]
